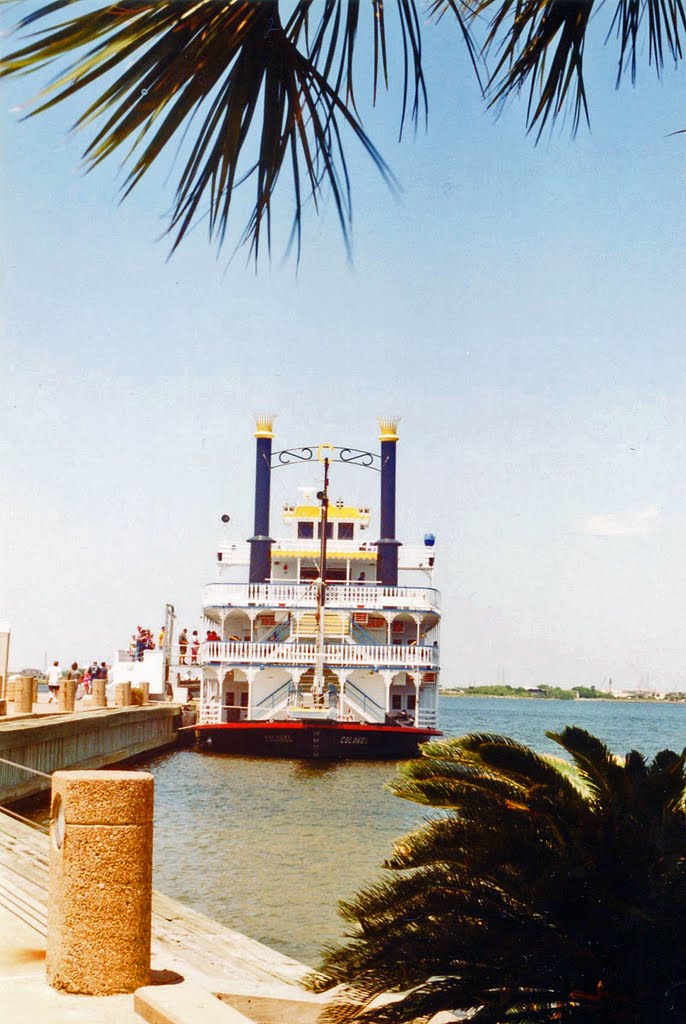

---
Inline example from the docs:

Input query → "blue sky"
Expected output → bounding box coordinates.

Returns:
[2,4,686,689]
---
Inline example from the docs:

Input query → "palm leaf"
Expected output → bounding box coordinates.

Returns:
[1,0,425,258]
[312,729,686,1023]
[437,0,686,137]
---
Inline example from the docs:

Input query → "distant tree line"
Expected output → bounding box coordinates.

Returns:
[444,684,615,700]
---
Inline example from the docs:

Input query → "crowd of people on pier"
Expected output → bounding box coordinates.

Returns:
[45,659,109,701]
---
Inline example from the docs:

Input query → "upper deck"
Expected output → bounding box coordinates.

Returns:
[202,581,440,614]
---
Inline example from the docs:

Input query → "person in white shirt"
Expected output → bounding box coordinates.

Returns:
[47,661,61,703]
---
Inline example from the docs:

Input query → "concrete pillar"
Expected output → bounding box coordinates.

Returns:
[116,682,132,707]
[17,676,34,714]
[139,682,150,704]
[91,679,107,708]
[0,625,10,701]
[59,679,76,712]
[46,769,154,994]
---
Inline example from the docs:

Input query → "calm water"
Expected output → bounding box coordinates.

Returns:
[29,697,686,965]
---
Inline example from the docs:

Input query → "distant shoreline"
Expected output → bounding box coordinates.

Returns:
[440,692,686,704]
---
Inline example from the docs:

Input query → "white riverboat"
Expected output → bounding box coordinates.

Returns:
[193,417,442,759]
[108,417,442,756]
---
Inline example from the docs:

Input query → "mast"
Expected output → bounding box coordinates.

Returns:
[313,454,331,701]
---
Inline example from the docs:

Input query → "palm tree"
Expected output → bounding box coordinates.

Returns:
[1,1,684,259]
[309,727,686,1023]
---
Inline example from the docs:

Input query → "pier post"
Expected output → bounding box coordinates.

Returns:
[17,676,34,714]
[46,769,154,994]
[0,623,9,701]
[91,679,107,708]
[376,418,402,587]
[116,682,132,707]
[59,679,76,712]
[248,417,275,584]
[139,682,150,704]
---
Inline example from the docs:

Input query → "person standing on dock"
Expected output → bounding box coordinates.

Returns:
[47,661,60,702]
[179,628,189,664]
[191,631,200,664]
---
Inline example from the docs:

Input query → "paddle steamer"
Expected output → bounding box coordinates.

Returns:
[189,417,441,759]
[106,418,440,756]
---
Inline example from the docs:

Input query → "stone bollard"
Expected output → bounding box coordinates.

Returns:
[6,677,15,703]
[17,676,34,714]
[139,682,150,705]
[58,679,77,712]
[32,677,38,705]
[115,682,132,708]
[46,770,154,994]
[0,699,6,716]
[91,679,107,708]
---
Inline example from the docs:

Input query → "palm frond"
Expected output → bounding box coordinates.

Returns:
[438,0,686,138]
[1,0,429,258]
[313,728,686,1023]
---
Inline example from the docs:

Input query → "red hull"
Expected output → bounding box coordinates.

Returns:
[194,720,442,759]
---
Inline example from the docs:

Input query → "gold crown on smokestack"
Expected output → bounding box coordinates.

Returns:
[378,417,400,442]
[254,415,276,439]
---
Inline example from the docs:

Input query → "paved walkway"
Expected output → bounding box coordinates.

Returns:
[0,902,141,1024]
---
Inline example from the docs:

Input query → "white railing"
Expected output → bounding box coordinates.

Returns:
[270,538,377,555]
[417,707,438,729]
[198,700,222,724]
[201,640,438,669]
[202,581,440,612]
[397,544,436,571]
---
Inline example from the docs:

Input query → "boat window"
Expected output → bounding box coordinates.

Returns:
[317,522,334,539]
[297,521,314,539]
[407,694,416,711]
[338,522,354,540]
[391,694,402,710]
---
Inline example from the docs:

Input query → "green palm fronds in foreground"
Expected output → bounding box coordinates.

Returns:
[310,728,686,1023]
[1,1,685,259]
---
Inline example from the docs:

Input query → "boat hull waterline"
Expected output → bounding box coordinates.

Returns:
[194,720,442,759]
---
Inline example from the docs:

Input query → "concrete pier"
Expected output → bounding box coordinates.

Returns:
[0,706,179,804]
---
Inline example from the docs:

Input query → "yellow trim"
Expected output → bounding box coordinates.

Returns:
[272,549,377,560]
[378,416,400,442]
[283,505,369,520]
[254,414,275,439]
